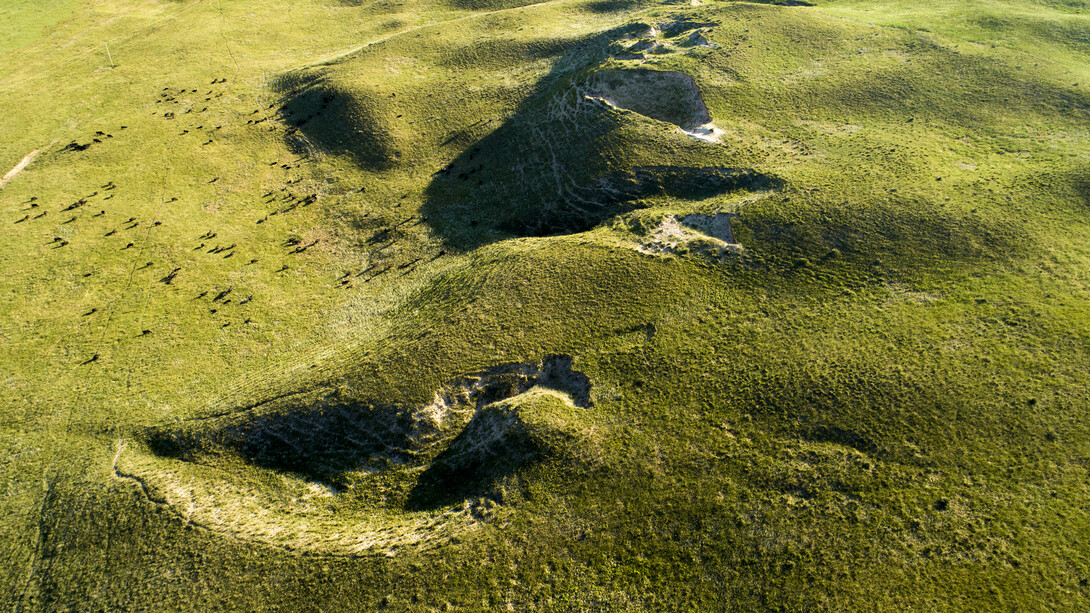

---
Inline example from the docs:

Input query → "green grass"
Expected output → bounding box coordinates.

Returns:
[0,0,80,56]
[1,0,1089,609]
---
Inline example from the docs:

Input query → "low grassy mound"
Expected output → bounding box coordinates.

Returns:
[116,356,599,555]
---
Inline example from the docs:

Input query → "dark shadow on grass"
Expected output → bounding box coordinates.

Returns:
[584,0,642,13]
[142,397,416,487]
[736,192,1025,268]
[446,0,545,9]
[418,25,782,249]
[405,403,540,510]
[142,356,591,499]
[269,75,397,171]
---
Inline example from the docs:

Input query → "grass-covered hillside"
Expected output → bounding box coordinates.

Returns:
[1,0,1088,609]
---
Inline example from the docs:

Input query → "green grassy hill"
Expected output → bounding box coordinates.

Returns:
[1,0,1088,609]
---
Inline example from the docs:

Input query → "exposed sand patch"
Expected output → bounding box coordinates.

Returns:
[678,30,715,48]
[683,123,725,142]
[0,150,39,189]
[584,69,721,141]
[884,282,945,304]
[636,211,744,257]
[795,119,862,135]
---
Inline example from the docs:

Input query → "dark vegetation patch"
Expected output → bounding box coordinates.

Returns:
[733,188,1025,275]
[583,0,642,13]
[445,0,545,10]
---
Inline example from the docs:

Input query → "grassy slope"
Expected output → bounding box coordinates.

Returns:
[1,0,1088,609]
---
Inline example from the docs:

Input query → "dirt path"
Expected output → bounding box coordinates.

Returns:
[0,149,39,189]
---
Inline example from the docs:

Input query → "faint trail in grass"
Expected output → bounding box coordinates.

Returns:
[0,149,39,190]
[14,474,54,613]
[0,0,212,93]
[217,0,241,77]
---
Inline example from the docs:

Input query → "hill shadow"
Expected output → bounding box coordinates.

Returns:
[269,73,398,171]
[418,24,781,250]
[141,356,592,499]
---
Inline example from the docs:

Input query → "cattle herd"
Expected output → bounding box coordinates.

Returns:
[9,76,449,365]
